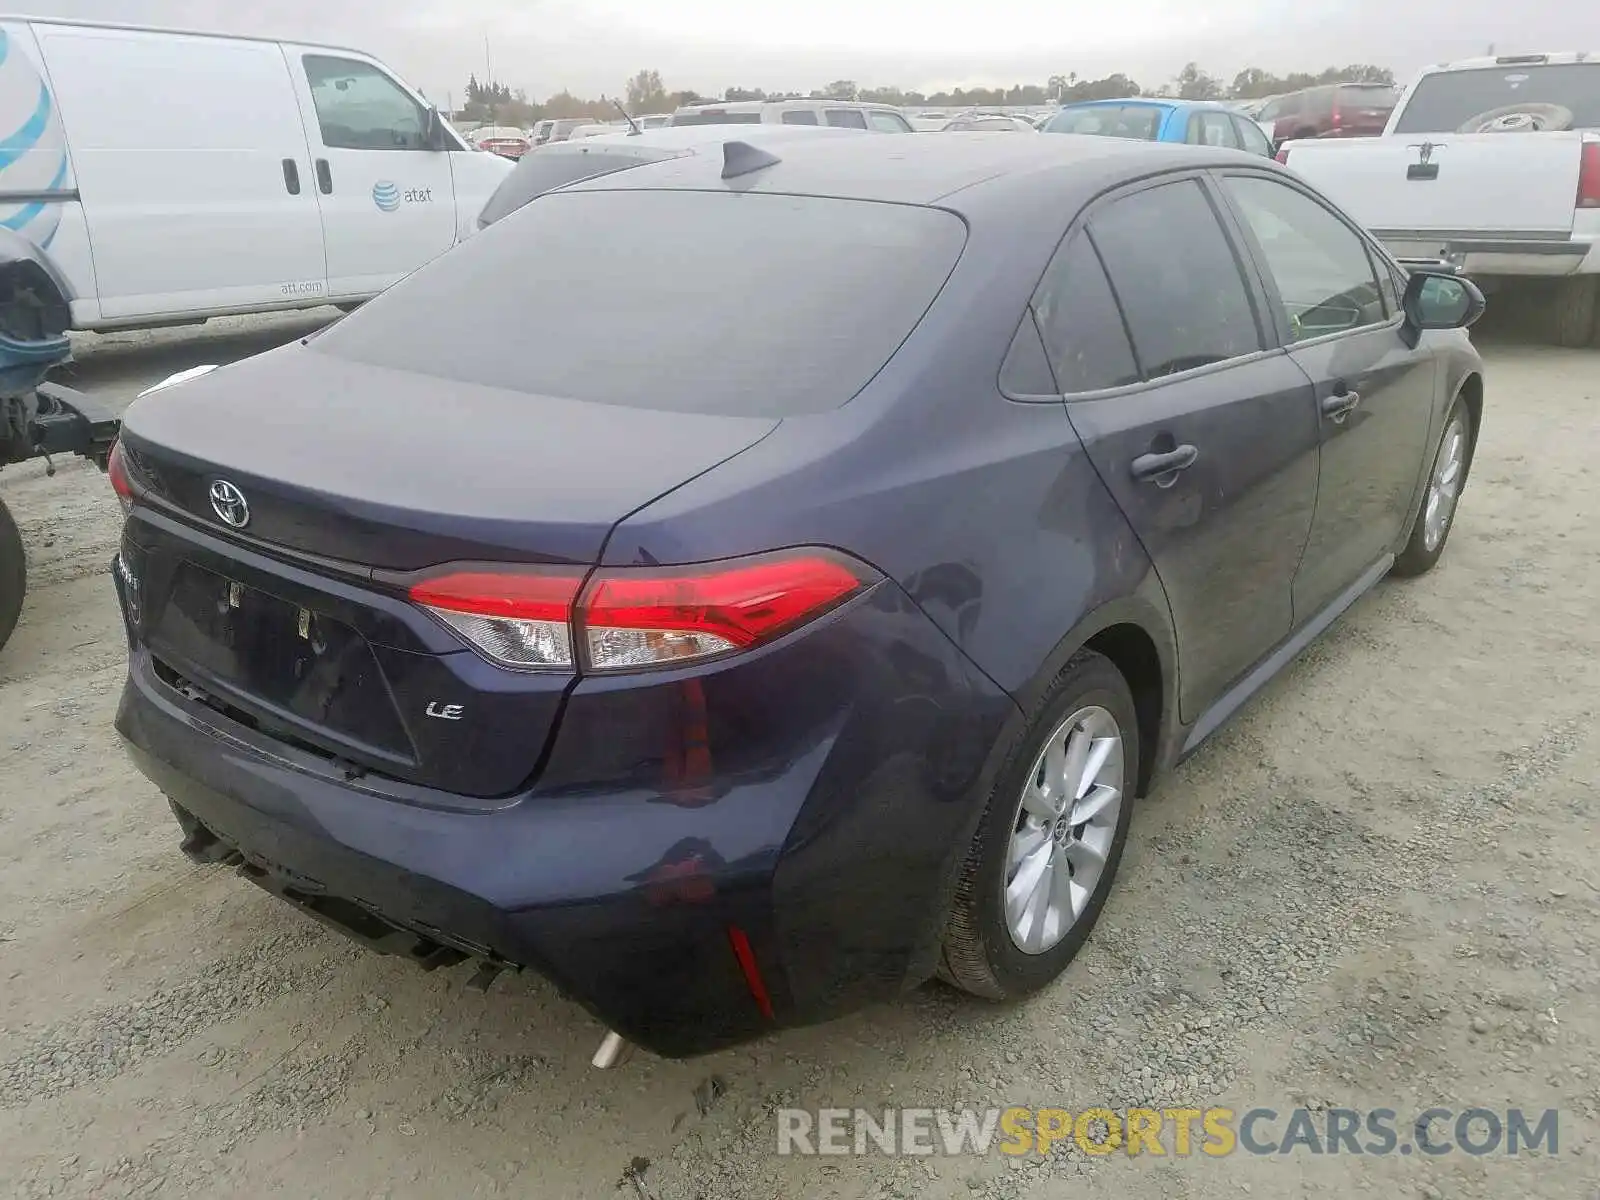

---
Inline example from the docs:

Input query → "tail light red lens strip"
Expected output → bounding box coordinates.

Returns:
[1578,142,1600,209]
[107,440,136,514]
[407,548,875,674]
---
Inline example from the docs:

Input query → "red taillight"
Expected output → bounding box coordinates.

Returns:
[580,552,867,670]
[1578,142,1600,209]
[107,440,134,513]
[409,569,582,669]
[406,549,873,673]
[1275,146,1290,165]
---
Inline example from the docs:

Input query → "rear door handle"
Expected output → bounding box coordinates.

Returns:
[281,158,301,195]
[1321,390,1361,421]
[1130,444,1199,483]
[315,158,332,194]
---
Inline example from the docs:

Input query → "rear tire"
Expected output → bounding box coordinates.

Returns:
[940,650,1138,1000]
[1393,398,1473,577]
[1552,275,1598,348]
[0,494,25,653]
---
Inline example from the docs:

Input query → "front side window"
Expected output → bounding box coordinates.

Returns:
[825,109,869,129]
[1221,175,1386,340]
[1187,112,1239,147]
[1031,235,1139,393]
[1234,116,1273,157]
[1088,180,1261,379]
[868,110,914,133]
[303,55,428,151]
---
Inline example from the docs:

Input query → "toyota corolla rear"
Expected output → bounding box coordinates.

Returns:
[110,180,1014,1057]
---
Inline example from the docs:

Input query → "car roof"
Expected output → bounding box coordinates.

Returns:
[1056,97,1176,110]
[673,98,901,114]
[562,129,1265,211]
[546,124,869,152]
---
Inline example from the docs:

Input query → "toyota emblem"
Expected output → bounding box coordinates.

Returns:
[208,479,250,528]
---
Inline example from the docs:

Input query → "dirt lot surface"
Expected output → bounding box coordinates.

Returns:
[1,312,1597,1200]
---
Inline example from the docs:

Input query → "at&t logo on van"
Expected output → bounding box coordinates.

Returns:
[372,181,435,212]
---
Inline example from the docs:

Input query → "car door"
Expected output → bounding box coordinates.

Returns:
[34,24,328,320]
[1041,176,1321,721]
[1215,170,1437,621]
[286,48,457,299]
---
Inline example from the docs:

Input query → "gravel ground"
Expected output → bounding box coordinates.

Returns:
[0,310,1597,1200]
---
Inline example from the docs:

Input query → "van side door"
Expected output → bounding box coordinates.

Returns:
[284,48,457,299]
[31,23,328,322]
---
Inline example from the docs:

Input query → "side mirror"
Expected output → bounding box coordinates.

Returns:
[1401,271,1484,344]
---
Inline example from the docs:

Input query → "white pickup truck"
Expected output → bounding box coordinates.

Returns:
[1280,53,1600,346]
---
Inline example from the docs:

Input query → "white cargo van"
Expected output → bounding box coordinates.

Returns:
[0,16,512,330]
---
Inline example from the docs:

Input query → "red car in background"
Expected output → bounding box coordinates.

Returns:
[1258,83,1399,142]
[469,126,532,159]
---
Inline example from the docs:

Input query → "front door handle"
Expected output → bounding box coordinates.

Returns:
[281,158,301,195]
[1130,444,1199,483]
[315,158,332,194]
[1321,389,1361,421]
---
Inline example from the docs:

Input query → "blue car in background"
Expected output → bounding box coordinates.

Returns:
[1043,98,1275,157]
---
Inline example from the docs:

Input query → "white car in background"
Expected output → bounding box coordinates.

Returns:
[671,99,915,132]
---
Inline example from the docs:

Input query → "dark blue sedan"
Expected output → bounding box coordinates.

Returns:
[109,133,1485,1061]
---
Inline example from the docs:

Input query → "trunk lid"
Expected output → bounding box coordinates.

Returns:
[1287,131,1585,236]
[119,342,778,798]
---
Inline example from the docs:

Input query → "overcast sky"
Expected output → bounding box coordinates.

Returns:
[26,0,1600,104]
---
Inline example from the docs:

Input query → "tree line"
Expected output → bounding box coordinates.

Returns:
[456,62,1396,126]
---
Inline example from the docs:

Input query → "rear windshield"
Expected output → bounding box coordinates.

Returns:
[672,110,763,125]
[476,146,675,226]
[1044,104,1163,139]
[314,190,967,417]
[1393,63,1600,132]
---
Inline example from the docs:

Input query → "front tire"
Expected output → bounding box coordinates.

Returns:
[941,650,1138,1000]
[1393,399,1473,577]
[0,495,25,653]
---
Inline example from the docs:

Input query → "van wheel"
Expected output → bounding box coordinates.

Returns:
[0,495,26,653]
[1551,276,1598,348]
[940,650,1137,1000]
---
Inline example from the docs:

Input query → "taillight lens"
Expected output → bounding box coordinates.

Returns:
[409,569,581,669]
[107,439,135,514]
[407,549,875,673]
[1274,146,1290,165]
[580,552,869,670]
[1578,142,1600,209]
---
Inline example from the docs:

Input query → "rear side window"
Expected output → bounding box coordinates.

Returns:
[1045,105,1163,140]
[826,109,870,129]
[314,191,967,417]
[476,148,670,227]
[1088,180,1261,379]
[781,110,819,125]
[1032,235,1139,392]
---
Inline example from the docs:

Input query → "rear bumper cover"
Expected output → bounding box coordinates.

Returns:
[113,559,1016,1057]
[1378,231,1596,278]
